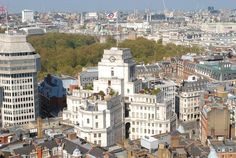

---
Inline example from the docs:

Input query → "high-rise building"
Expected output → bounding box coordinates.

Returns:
[22,9,34,23]
[0,33,41,127]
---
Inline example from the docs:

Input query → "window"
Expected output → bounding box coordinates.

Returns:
[94,134,97,138]
[87,119,89,124]
[98,133,101,137]
[95,115,98,119]
[96,122,98,128]
[111,70,114,77]
[108,80,111,86]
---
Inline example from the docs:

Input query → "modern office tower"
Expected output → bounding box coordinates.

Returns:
[22,9,34,23]
[177,76,207,122]
[0,33,41,127]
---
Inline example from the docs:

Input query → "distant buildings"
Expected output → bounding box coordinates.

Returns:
[201,23,236,33]
[0,34,41,127]
[22,9,34,23]
[19,27,45,35]
[85,12,98,20]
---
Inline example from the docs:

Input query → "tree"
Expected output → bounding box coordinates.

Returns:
[28,33,203,80]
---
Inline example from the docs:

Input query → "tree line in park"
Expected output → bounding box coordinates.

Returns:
[27,33,202,79]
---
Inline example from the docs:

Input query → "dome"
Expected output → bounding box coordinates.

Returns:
[177,125,185,134]
[72,148,82,157]
[208,147,218,158]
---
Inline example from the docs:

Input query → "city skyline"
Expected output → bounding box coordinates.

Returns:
[0,0,235,13]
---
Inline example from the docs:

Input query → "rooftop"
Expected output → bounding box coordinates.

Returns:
[0,33,35,53]
[210,140,236,153]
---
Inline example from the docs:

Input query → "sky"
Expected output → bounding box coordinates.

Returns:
[0,0,235,13]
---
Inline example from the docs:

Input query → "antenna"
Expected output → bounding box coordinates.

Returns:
[116,11,119,48]
[6,7,8,33]
[162,0,166,12]
[162,0,168,21]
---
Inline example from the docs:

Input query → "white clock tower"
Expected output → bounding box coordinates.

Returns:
[93,47,142,96]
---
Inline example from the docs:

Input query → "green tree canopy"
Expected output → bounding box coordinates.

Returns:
[28,33,202,80]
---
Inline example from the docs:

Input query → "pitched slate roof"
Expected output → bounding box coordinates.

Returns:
[62,139,89,155]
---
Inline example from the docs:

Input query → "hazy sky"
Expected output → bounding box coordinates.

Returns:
[0,0,235,13]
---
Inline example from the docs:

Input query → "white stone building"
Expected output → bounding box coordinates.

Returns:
[178,76,206,122]
[64,47,141,147]
[63,47,177,145]
[63,90,123,147]
[93,47,142,96]
[0,34,41,127]
[125,93,176,140]
[201,22,236,33]
[22,9,34,23]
